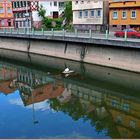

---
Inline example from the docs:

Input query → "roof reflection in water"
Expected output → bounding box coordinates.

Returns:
[0,60,140,138]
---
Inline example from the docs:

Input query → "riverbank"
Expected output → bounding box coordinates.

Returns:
[0,35,140,73]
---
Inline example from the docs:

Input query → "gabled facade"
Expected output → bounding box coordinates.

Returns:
[11,0,32,28]
[72,0,109,33]
[109,0,140,31]
[0,0,14,28]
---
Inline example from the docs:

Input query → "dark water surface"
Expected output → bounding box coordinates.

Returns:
[0,55,140,139]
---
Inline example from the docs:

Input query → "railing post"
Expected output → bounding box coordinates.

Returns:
[89,29,92,38]
[24,28,26,34]
[32,28,35,35]
[42,28,44,35]
[10,28,12,34]
[63,28,65,37]
[105,30,109,39]
[124,30,127,41]
[16,28,19,34]
[75,28,78,37]
[51,28,54,36]
[4,28,6,34]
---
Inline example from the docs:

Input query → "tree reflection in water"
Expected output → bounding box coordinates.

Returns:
[0,59,140,138]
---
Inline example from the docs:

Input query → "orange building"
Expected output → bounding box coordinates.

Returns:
[0,80,16,94]
[109,0,140,31]
[0,0,14,28]
[20,83,64,106]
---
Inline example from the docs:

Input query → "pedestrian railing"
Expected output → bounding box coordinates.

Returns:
[0,28,139,42]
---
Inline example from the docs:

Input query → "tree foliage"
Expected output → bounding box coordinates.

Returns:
[64,1,72,24]
[37,3,72,29]
[37,5,63,29]
[38,5,46,19]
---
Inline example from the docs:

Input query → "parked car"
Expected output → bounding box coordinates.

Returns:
[114,29,140,38]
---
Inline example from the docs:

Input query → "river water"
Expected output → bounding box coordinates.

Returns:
[0,54,140,139]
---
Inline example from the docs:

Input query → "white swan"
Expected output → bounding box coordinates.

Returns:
[62,67,74,74]
[64,68,69,72]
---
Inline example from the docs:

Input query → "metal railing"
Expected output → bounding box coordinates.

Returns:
[0,28,139,42]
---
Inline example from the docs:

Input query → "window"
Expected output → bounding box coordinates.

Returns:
[122,103,129,112]
[112,100,118,107]
[17,1,19,7]
[131,10,136,18]
[130,120,136,129]
[93,96,97,101]
[23,12,25,17]
[0,7,3,13]
[122,10,126,19]
[54,1,57,6]
[91,10,94,17]
[23,1,26,7]
[81,0,84,4]
[59,2,64,8]
[12,3,14,8]
[1,20,4,26]
[21,1,23,7]
[50,2,52,6]
[97,9,101,17]
[79,11,82,18]
[112,11,118,19]
[113,25,117,27]
[18,13,21,18]
[19,1,21,7]
[84,10,88,17]
[7,7,11,13]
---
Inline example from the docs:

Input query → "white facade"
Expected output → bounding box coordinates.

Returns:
[32,0,64,28]
[73,0,103,25]
[72,0,109,32]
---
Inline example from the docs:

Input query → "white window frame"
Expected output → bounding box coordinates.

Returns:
[0,7,3,13]
[7,7,11,14]
[90,10,94,17]
[122,103,129,112]
[50,2,52,6]
[130,120,136,129]
[54,1,57,7]
[1,20,4,26]
[112,11,118,19]
[84,10,88,18]
[79,11,82,18]
[131,10,136,18]
[122,10,126,19]
[96,9,101,18]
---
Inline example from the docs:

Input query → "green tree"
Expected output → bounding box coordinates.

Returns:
[37,5,52,29]
[64,1,72,24]
[38,5,46,19]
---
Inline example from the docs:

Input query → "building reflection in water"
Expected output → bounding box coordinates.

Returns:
[0,61,140,138]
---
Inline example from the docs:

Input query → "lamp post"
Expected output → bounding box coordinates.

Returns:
[25,0,29,33]
[31,90,39,124]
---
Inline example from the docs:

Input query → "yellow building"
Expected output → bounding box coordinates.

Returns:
[106,93,140,138]
[109,0,140,31]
